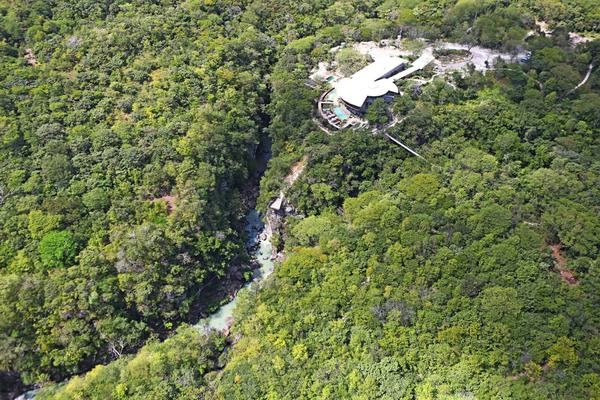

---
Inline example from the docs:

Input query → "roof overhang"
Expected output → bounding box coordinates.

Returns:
[337,77,398,107]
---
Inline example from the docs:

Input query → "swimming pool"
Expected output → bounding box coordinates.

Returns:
[333,107,349,120]
[326,89,338,102]
[326,75,336,82]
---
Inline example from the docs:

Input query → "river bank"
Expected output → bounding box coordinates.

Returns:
[197,153,306,335]
[197,209,275,334]
[13,134,276,400]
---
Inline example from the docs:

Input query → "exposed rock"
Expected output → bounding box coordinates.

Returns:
[24,48,37,66]
[152,194,177,213]
[550,243,578,286]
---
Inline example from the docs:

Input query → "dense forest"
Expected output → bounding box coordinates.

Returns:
[0,0,275,391]
[1,0,600,399]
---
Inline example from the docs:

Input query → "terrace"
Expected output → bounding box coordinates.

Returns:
[314,54,410,130]
[317,88,357,130]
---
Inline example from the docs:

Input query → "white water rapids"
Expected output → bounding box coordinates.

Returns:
[197,209,275,333]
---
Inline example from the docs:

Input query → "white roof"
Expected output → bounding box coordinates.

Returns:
[337,78,398,107]
[270,195,284,211]
[336,55,406,107]
[390,51,435,80]
[353,55,408,82]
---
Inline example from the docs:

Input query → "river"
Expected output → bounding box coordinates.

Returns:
[17,212,275,400]
[197,209,274,333]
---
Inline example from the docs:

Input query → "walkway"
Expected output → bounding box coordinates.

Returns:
[390,48,435,80]
[565,63,594,97]
[384,133,427,161]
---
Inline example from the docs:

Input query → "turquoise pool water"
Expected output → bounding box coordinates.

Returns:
[326,89,337,102]
[333,107,349,120]
[326,75,335,82]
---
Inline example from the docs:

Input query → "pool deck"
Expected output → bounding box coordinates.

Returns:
[333,107,349,120]
[318,88,357,129]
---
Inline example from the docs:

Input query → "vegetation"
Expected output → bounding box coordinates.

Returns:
[214,26,600,399]
[36,326,225,400]
[3,0,600,399]
[365,98,391,125]
[0,0,274,389]
[336,48,371,76]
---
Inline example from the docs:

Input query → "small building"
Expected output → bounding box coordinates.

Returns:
[336,55,408,114]
[269,193,285,211]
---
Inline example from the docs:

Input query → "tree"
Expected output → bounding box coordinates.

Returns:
[542,199,600,256]
[28,210,61,240]
[335,48,369,76]
[547,336,579,371]
[365,98,390,125]
[39,230,77,269]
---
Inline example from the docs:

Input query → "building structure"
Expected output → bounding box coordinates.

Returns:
[336,55,408,114]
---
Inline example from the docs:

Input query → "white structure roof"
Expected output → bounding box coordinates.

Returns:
[336,55,407,107]
[353,55,408,81]
[390,50,435,80]
[270,194,284,211]
[336,78,398,107]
